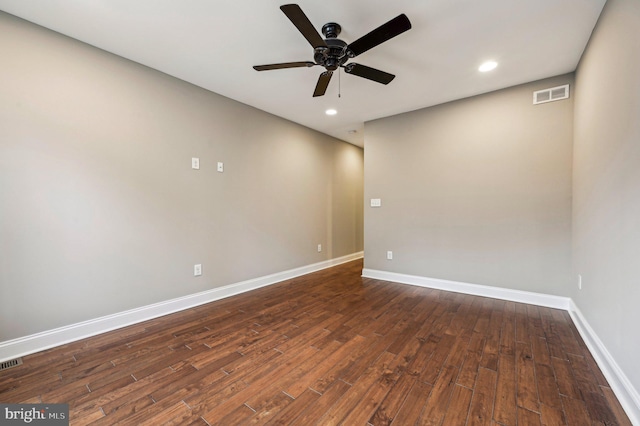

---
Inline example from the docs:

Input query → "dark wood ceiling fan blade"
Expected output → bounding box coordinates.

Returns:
[280,4,327,49]
[344,63,395,85]
[313,71,333,97]
[346,14,411,58]
[253,62,316,71]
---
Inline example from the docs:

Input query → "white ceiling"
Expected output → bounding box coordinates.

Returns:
[0,0,606,147]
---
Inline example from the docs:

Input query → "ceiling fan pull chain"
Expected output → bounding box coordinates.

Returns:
[338,67,341,98]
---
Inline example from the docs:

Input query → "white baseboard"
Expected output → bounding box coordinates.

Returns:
[568,301,640,425]
[361,268,639,424]
[0,252,363,363]
[361,268,570,310]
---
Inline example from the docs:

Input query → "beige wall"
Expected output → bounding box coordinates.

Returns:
[0,12,363,341]
[364,74,574,295]
[573,0,640,396]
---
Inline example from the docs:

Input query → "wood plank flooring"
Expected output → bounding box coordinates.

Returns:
[0,260,631,425]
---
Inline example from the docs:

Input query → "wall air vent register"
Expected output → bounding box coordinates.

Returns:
[533,84,570,105]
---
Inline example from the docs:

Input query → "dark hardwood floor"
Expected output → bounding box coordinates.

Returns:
[0,260,631,425]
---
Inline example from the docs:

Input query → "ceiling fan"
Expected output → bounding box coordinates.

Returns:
[253,4,412,97]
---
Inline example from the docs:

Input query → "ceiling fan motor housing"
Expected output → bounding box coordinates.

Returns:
[315,23,348,71]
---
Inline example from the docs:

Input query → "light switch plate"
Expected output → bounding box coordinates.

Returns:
[191,158,200,170]
[370,198,381,207]
[217,162,224,173]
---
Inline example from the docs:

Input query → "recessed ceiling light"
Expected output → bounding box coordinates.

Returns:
[479,61,498,72]
[325,109,337,116]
